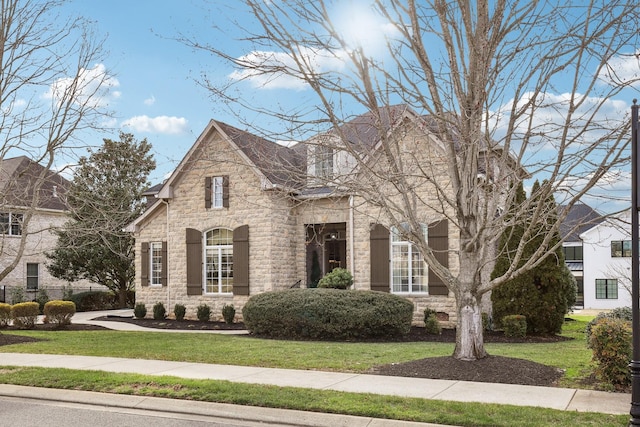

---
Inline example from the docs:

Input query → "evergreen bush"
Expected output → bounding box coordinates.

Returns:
[502,314,527,338]
[43,300,76,326]
[222,304,235,324]
[588,317,631,389]
[174,304,186,321]
[197,304,211,322]
[317,268,353,289]
[0,303,11,327]
[11,302,39,329]
[242,288,414,340]
[10,287,25,304]
[69,291,116,311]
[36,288,50,314]
[133,302,147,319]
[153,302,166,320]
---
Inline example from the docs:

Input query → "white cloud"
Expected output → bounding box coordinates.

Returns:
[598,51,640,87]
[44,63,120,108]
[144,95,156,106]
[122,115,189,134]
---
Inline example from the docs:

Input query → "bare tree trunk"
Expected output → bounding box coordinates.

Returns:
[454,289,487,360]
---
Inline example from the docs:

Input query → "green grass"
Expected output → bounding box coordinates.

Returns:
[0,366,626,427]
[0,315,621,427]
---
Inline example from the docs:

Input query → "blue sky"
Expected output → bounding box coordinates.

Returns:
[55,0,639,212]
[63,0,244,183]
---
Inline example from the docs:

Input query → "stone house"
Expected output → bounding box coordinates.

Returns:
[0,156,94,302]
[129,105,507,323]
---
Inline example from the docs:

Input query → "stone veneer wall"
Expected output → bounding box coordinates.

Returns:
[134,133,299,321]
[0,208,96,300]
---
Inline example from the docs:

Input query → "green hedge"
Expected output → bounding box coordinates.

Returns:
[69,291,116,312]
[589,317,632,389]
[242,288,414,340]
[43,300,76,326]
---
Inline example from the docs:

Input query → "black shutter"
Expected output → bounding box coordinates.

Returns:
[233,225,249,295]
[428,219,449,296]
[370,224,390,292]
[186,228,203,295]
[205,177,212,209]
[140,242,149,287]
[222,175,230,208]
[161,241,168,286]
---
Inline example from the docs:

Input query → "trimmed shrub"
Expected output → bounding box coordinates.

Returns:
[197,304,211,322]
[174,304,186,321]
[11,302,39,329]
[43,300,76,326]
[153,302,166,320]
[134,303,147,319]
[423,307,441,335]
[0,303,11,327]
[588,317,632,389]
[502,314,527,338]
[317,268,353,289]
[242,288,414,340]
[69,291,116,312]
[222,304,235,324]
[586,307,632,340]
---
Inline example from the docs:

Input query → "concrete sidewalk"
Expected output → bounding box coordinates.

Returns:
[2,309,630,418]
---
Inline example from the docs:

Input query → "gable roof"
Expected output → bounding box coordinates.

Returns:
[0,156,68,211]
[559,203,604,242]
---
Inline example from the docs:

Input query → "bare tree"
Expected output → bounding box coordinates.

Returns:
[187,0,640,360]
[0,0,111,284]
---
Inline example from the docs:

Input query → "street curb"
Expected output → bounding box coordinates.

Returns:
[0,384,455,427]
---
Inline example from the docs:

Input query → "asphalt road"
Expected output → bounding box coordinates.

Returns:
[0,395,286,427]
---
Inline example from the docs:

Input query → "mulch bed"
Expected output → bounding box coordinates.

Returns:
[0,316,572,387]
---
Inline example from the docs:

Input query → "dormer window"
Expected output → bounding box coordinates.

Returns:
[315,145,333,180]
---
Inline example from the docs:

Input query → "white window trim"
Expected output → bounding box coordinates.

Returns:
[390,225,429,295]
[149,242,163,287]
[203,228,233,295]
[212,176,224,208]
[26,262,39,290]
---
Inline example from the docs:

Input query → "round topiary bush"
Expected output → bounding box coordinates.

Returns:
[242,288,414,340]
[317,268,353,289]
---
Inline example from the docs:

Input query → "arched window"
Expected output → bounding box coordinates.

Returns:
[204,228,233,293]
[390,224,428,294]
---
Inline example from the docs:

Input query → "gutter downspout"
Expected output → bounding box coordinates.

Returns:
[349,195,355,282]
[161,198,170,311]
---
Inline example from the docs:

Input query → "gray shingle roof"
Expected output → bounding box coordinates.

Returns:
[0,156,68,211]
[559,203,604,241]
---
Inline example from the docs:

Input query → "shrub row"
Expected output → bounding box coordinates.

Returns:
[133,302,236,324]
[242,288,414,340]
[0,300,76,329]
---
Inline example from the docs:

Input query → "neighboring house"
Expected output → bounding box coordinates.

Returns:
[0,156,92,302]
[579,209,633,309]
[559,203,604,309]
[128,105,513,323]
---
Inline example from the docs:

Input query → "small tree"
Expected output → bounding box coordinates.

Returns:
[46,133,155,307]
[492,181,576,335]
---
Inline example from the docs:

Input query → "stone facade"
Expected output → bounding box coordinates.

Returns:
[130,108,495,326]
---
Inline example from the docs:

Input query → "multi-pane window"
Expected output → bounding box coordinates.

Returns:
[315,145,333,180]
[0,212,23,236]
[26,263,39,290]
[391,225,428,294]
[204,228,233,294]
[595,278,618,299]
[563,245,583,261]
[212,176,224,208]
[611,240,632,257]
[150,242,163,286]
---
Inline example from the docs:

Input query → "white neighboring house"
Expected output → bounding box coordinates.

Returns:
[575,208,633,310]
